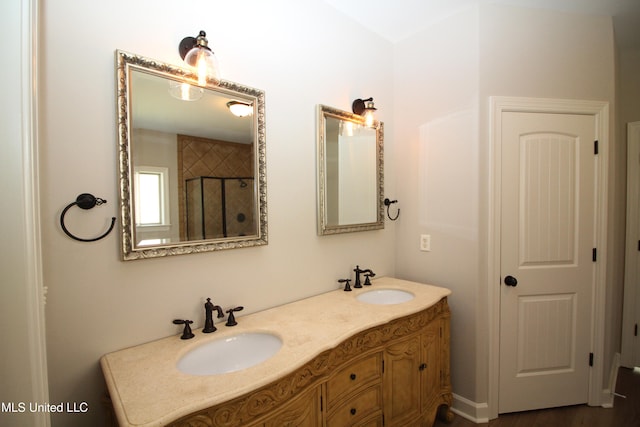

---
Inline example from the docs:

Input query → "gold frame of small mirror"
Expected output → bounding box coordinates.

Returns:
[316,104,384,235]
[116,50,267,260]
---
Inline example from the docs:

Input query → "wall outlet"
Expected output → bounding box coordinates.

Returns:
[420,234,431,252]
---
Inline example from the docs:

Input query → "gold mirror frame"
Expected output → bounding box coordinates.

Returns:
[116,50,267,260]
[316,104,384,235]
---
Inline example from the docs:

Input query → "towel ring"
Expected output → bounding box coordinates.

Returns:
[60,193,116,242]
[384,198,400,221]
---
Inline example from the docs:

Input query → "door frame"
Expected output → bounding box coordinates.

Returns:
[621,121,640,368]
[488,97,609,419]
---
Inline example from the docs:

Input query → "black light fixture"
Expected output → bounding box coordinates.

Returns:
[178,30,221,86]
[352,97,377,127]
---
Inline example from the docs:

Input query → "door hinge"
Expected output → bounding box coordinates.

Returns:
[635,323,638,337]
[594,140,599,155]
[320,395,323,412]
[382,359,385,374]
[637,240,640,251]
[589,352,594,367]
[592,248,597,262]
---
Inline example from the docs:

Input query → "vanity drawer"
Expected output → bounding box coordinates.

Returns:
[326,352,382,406]
[326,384,383,427]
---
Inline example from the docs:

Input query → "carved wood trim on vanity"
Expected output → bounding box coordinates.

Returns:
[169,298,452,427]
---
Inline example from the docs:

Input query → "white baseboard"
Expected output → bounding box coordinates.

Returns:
[601,352,621,408]
[451,393,489,423]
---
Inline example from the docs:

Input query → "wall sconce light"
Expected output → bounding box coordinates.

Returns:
[179,30,221,86]
[227,101,253,117]
[352,97,377,127]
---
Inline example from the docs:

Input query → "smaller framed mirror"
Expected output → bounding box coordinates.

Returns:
[316,104,384,235]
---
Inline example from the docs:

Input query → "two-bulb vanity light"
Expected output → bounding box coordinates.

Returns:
[352,97,377,127]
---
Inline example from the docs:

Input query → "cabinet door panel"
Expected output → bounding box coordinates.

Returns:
[383,334,422,426]
[421,320,441,408]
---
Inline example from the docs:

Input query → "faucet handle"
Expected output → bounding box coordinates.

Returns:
[339,278,352,292]
[173,319,195,340]
[225,306,244,326]
[363,271,376,286]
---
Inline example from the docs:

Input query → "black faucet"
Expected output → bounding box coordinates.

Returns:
[354,266,376,288]
[173,319,195,340]
[226,306,244,326]
[203,298,224,333]
[353,266,364,288]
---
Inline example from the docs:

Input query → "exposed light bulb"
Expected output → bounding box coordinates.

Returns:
[363,110,375,128]
[182,31,221,86]
[362,99,377,128]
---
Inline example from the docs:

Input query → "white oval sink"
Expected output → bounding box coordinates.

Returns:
[356,289,415,305]
[177,332,282,375]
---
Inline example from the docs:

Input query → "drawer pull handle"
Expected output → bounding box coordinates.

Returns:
[350,373,357,380]
[350,408,357,415]
[419,363,427,371]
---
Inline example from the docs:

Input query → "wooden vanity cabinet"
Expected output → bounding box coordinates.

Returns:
[383,317,448,426]
[168,298,452,427]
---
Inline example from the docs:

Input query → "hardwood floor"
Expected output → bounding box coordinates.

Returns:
[434,367,640,427]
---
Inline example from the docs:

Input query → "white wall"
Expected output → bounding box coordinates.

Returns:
[40,1,395,426]
[393,2,617,417]
[617,47,640,367]
[393,4,481,404]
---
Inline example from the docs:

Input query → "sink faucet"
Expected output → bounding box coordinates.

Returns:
[203,298,224,333]
[354,266,375,288]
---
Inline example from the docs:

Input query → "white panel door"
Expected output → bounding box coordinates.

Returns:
[499,112,597,413]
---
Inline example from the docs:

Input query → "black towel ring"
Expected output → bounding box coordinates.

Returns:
[60,193,116,242]
[384,198,400,221]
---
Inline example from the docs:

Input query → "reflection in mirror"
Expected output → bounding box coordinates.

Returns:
[316,105,384,235]
[116,50,267,260]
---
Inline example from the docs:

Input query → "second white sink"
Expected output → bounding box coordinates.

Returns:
[356,289,415,305]
[177,332,282,376]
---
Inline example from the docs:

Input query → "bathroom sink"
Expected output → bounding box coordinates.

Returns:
[356,289,415,305]
[176,332,282,375]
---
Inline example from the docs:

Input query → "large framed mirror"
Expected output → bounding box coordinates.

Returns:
[116,50,267,260]
[316,104,384,235]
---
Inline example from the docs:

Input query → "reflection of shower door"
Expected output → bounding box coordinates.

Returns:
[185,177,254,240]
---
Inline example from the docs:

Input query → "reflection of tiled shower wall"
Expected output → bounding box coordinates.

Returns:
[185,178,255,239]
[221,179,255,237]
[178,135,254,239]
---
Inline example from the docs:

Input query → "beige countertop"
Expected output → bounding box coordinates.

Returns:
[100,277,451,427]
